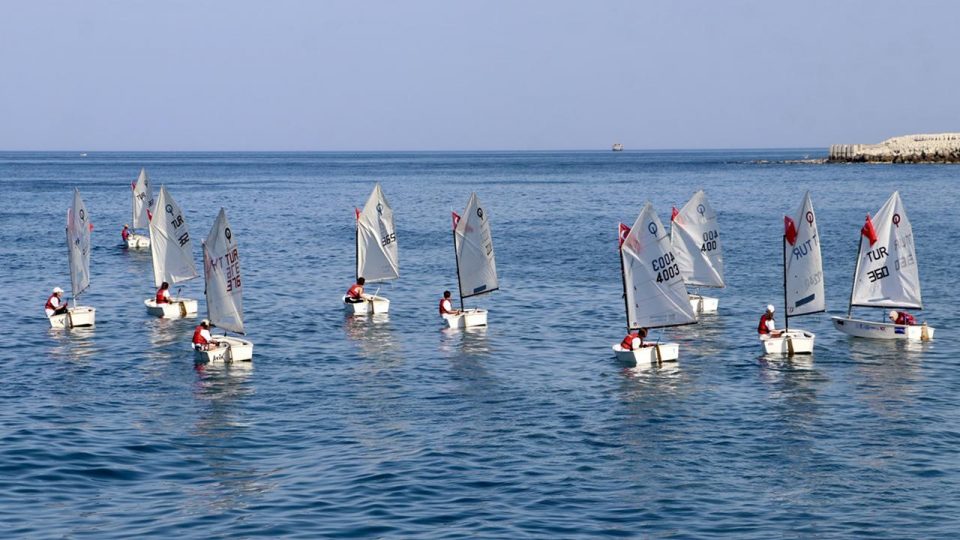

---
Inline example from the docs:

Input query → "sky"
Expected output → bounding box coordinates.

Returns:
[1,0,958,151]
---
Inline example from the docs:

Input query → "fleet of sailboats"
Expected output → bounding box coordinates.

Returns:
[126,168,154,249]
[50,189,96,328]
[447,193,499,328]
[613,202,698,364]
[346,183,398,315]
[670,190,724,314]
[832,192,934,341]
[144,186,200,318]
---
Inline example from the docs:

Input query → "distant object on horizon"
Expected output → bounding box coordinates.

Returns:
[79,153,87,157]
[612,143,624,152]
[829,133,960,163]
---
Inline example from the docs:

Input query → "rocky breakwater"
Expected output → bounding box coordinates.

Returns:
[829,133,960,163]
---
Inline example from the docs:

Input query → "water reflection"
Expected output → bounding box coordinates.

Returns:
[343,313,400,360]
[46,326,99,362]
[847,339,924,419]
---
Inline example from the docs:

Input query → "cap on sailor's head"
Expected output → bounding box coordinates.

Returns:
[53,287,64,294]
[889,310,898,320]
[201,319,210,326]
[766,304,775,313]
[124,223,129,228]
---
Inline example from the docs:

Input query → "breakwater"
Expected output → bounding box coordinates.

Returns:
[829,133,960,163]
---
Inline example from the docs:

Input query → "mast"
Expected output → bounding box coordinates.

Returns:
[782,234,789,331]
[452,214,465,311]
[618,225,631,333]
[846,231,864,318]
[355,209,360,282]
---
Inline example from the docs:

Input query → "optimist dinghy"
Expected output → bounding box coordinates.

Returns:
[344,183,398,315]
[50,189,96,328]
[670,190,724,314]
[612,203,697,365]
[760,192,824,355]
[444,193,499,329]
[832,192,934,340]
[126,168,154,249]
[194,208,253,363]
[143,186,199,318]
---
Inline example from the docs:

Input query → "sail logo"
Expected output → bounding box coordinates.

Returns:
[892,213,901,227]
[696,204,705,216]
[647,222,657,235]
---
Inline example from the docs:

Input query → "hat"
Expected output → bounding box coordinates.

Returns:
[53,287,64,294]
[124,223,129,228]
[889,310,898,320]
[201,319,210,326]
[766,304,775,313]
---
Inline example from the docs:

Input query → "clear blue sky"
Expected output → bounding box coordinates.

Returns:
[2,1,957,151]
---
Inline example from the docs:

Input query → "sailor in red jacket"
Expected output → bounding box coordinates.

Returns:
[44,287,69,317]
[156,281,172,304]
[889,310,916,326]
[619,328,648,350]
[439,290,460,319]
[345,277,365,304]
[192,319,218,351]
[758,304,781,336]
[121,224,131,242]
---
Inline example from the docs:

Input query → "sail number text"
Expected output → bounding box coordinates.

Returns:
[652,252,680,284]
[701,230,719,253]
[380,233,396,247]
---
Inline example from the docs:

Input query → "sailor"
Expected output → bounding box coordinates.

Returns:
[758,304,780,336]
[345,277,365,304]
[619,328,648,350]
[121,224,131,242]
[889,310,916,326]
[155,281,172,304]
[192,319,217,351]
[44,287,69,317]
[439,290,460,319]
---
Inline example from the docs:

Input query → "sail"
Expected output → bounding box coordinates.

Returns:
[203,208,245,334]
[454,193,498,299]
[850,191,922,309]
[66,188,92,298]
[670,190,724,288]
[356,183,399,283]
[784,191,825,317]
[149,186,199,287]
[621,203,698,329]
[131,168,154,229]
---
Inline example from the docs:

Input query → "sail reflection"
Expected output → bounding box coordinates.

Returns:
[343,313,400,359]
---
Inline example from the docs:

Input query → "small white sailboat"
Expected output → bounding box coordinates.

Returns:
[50,189,96,328]
[344,183,398,315]
[761,192,823,355]
[195,208,253,363]
[445,193,499,328]
[832,191,934,340]
[144,186,200,318]
[126,168,154,249]
[670,190,724,314]
[612,203,698,364]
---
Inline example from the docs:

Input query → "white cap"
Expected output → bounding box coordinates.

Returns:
[766,304,775,313]
[201,319,210,326]
[53,287,64,294]
[889,310,898,320]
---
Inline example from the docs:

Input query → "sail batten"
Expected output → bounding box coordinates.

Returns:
[785,191,826,318]
[203,209,245,334]
[131,168,154,230]
[670,190,724,288]
[149,186,199,287]
[849,192,922,309]
[454,193,498,301]
[66,189,92,298]
[621,203,698,330]
[356,183,399,283]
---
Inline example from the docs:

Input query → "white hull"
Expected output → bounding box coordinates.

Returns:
[343,295,390,315]
[126,233,150,249]
[612,343,680,364]
[760,329,815,355]
[832,316,934,341]
[194,335,254,363]
[48,306,96,329]
[144,298,198,318]
[688,294,719,314]
[444,309,488,329]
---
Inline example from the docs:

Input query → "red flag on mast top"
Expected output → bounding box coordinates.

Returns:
[451,211,461,230]
[670,207,680,222]
[784,216,798,246]
[618,223,631,247]
[861,214,878,246]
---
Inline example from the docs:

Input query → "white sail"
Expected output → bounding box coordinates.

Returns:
[356,183,399,283]
[784,191,825,317]
[131,168,154,229]
[850,191,922,309]
[454,193,498,299]
[670,190,724,288]
[203,208,245,334]
[66,188,92,298]
[621,203,698,329]
[149,186,199,287]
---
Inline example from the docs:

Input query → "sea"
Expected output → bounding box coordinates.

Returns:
[0,150,957,538]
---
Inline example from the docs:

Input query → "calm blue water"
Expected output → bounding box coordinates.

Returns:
[1,150,958,538]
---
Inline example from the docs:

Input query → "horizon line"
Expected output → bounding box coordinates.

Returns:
[0,146,829,153]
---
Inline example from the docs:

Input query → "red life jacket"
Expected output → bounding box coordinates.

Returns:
[45,294,58,311]
[192,326,208,345]
[620,334,640,350]
[439,298,453,315]
[758,313,773,334]
[156,289,169,304]
[347,283,363,299]
[121,228,130,241]
[896,312,916,326]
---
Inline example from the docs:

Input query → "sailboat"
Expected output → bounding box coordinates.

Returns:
[126,168,154,249]
[760,191,822,355]
[832,191,935,340]
[50,189,96,328]
[446,193,498,328]
[144,186,200,318]
[344,183,398,315]
[612,202,697,363]
[195,208,253,363]
[670,190,724,314]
